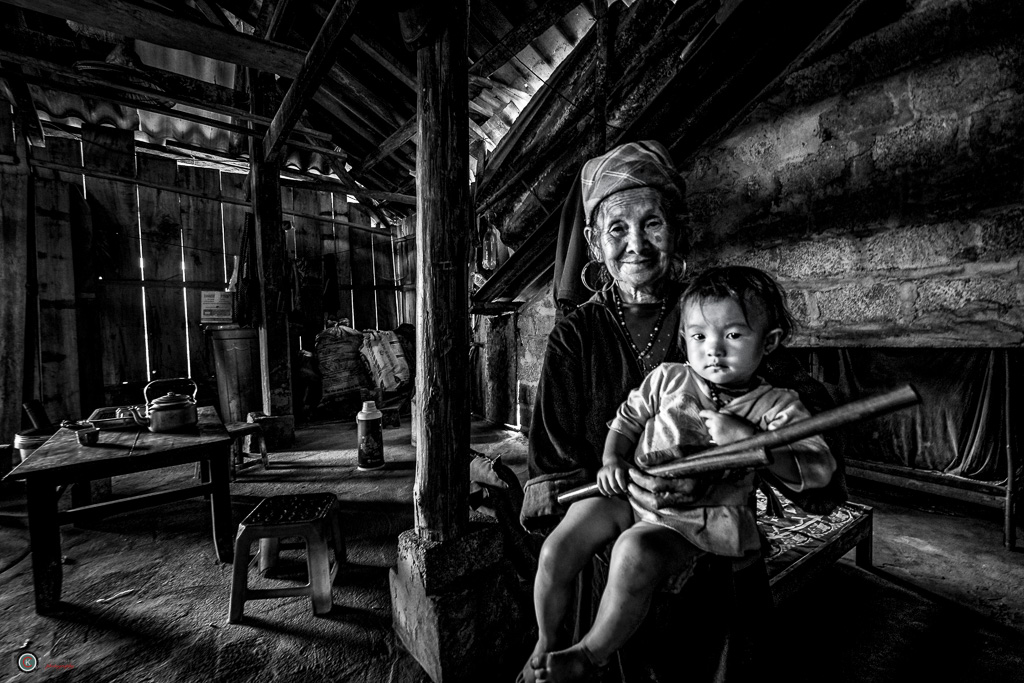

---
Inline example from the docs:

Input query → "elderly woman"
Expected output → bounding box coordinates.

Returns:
[521,140,838,682]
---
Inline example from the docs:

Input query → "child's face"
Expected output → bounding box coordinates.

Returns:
[681,297,782,388]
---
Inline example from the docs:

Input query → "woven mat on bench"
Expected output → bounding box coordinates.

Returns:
[757,489,869,583]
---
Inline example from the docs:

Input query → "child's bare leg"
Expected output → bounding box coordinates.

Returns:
[523,496,632,683]
[540,523,698,683]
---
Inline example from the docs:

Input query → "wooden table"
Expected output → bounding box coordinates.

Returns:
[2,406,234,613]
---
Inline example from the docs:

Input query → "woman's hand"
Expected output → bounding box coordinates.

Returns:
[627,469,711,509]
[597,458,631,497]
[698,409,756,446]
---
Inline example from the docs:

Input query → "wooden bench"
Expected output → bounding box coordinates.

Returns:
[759,493,874,605]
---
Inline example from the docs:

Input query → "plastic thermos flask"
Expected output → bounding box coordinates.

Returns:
[356,401,384,470]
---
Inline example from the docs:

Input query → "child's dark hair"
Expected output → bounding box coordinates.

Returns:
[680,266,796,342]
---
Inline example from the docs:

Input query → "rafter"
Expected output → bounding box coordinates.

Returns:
[360,117,417,173]
[280,175,415,206]
[0,27,248,107]
[0,64,345,159]
[0,0,309,78]
[193,0,234,28]
[352,35,416,91]
[0,62,44,146]
[264,0,360,159]
[469,0,581,77]
[257,0,293,39]
[0,50,331,145]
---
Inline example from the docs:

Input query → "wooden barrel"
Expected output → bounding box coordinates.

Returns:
[210,327,262,424]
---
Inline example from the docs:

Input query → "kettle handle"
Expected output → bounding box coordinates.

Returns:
[143,377,198,404]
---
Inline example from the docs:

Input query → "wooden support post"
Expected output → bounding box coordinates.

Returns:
[414,0,470,542]
[249,73,295,434]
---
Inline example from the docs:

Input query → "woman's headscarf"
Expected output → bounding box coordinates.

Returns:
[579,140,686,228]
[553,140,686,311]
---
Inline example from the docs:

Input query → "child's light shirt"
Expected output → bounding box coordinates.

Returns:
[607,362,833,558]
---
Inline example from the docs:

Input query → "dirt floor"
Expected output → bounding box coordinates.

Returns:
[1,418,1022,682]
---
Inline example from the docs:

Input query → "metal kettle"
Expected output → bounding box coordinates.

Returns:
[125,379,199,433]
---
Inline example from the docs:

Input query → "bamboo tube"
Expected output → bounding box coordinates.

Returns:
[556,383,922,507]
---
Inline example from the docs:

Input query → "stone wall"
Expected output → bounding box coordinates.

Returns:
[514,281,559,431]
[472,277,554,430]
[682,0,1024,347]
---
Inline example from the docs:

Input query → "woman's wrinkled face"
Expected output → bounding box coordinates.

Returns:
[588,188,675,297]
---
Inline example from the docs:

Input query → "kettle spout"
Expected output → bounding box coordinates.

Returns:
[125,405,151,427]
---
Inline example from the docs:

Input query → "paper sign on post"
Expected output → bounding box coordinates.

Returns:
[200,291,234,323]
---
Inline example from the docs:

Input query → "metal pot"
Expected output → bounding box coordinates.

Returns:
[126,379,199,433]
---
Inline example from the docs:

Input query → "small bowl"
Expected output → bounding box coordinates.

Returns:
[77,428,100,446]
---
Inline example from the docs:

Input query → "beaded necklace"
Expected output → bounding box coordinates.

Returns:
[705,379,728,410]
[612,286,668,374]
[705,377,758,410]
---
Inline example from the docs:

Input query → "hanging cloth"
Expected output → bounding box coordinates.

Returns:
[551,171,589,314]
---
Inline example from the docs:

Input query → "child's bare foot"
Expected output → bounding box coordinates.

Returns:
[534,644,600,683]
[519,642,548,683]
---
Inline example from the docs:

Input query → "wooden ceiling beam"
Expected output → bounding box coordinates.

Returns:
[0,27,250,110]
[352,36,416,92]
[280,175,415,206]
[0,0,309,78]
[360,117,417,173]
[469,0,581,77]
[257,0,293,39]
[0,62,44,146]
[0,48,332,143]
[193,0,234,28]
[469,15,533,85]
[313,89,385,149]
[0,65,344,159]
[264,0,360,159]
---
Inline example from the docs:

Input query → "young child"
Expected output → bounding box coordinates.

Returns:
[524,266,836,683]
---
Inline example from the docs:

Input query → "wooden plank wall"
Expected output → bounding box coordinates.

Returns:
[82,126,148,395]
[5,122,403,425]
[396,213,416,325]
[286,186,323,348]
[348,203,377,330]
[138,154,188,380]
[29,136,84,425]
[179,166,224,381]
[0,103,29,440]
[328,193,353,324]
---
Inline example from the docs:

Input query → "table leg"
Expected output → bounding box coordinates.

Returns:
[25,477,63,613]
[70,480,92,508]
[856,513,874,569]
[208,448,234,563]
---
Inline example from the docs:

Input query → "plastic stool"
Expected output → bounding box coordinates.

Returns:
[229,493,346,622]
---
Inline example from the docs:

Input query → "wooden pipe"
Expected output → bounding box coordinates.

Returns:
[556,383,922,507]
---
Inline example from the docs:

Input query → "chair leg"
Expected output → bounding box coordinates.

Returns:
[307,533,333,616]
[258,432,268,470]
[229,530,252,623]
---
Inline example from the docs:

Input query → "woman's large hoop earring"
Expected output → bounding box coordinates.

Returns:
[672,257,688,282]
[580,259,612,293]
